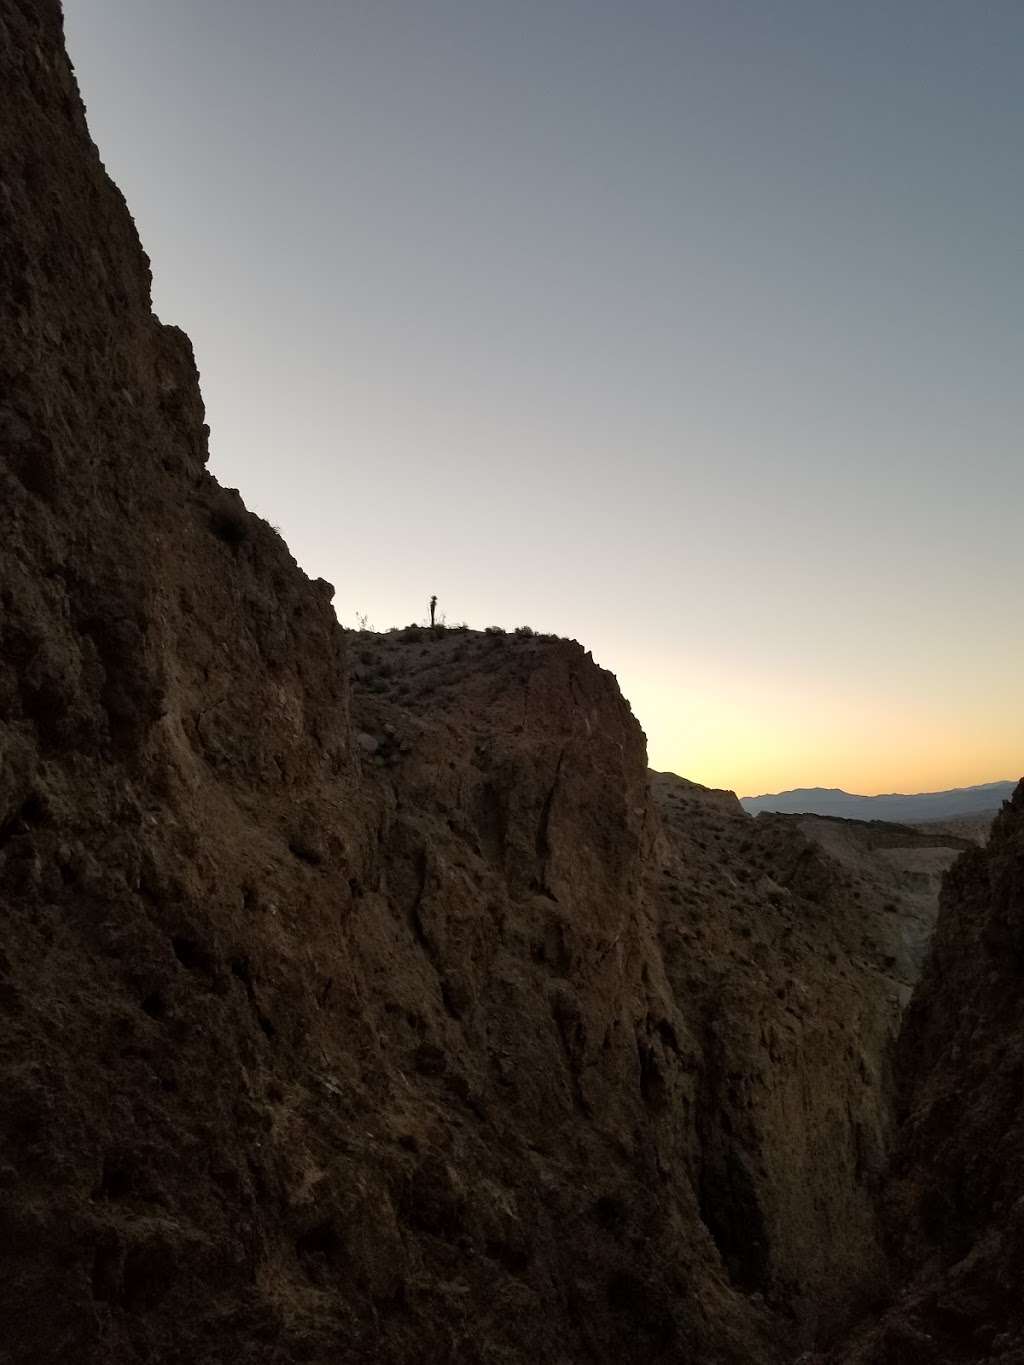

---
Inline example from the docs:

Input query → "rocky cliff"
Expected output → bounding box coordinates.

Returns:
[643,777,971,1343]
[831,781,1024,1364]
[1,4,1017,1364]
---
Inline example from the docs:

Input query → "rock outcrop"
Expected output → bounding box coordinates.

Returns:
[2,5,1018,1364]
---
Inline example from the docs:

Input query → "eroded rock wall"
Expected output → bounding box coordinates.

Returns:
[833,782,1024,1364]
[647,775,904,1344]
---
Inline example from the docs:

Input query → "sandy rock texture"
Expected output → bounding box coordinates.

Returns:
[0,4,1009,1363]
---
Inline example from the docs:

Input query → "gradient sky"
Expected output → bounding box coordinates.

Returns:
[62,1,1024,797]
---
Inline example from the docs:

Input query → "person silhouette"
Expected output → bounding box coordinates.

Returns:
[429,594,437,627]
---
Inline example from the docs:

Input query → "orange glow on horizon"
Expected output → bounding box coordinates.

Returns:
[621,667,1024,799]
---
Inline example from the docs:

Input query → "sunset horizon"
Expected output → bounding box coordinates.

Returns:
[62,0,1024,798]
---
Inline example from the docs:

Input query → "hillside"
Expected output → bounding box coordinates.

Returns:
[769,814,971,980]
[742,783,1014,823]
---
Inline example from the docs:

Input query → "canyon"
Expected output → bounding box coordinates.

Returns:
[1,5,1022,1362]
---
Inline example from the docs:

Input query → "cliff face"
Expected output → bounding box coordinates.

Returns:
[646,777,923,1343]
[0,5,1003,1363]
[1,4,364,1359]
[833,782,1024,1364]
[0,11,784,1358]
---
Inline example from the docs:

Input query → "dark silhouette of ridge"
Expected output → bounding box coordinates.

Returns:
[741,781,1015,822]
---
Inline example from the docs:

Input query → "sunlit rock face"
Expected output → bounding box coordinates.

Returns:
[0,5,1006,1363]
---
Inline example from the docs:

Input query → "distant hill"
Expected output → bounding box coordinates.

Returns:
[741,781,1016,823]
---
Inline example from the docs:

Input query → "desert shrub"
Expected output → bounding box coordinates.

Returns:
[208,491,249,545]
[513,625,535,637]
[484,625,506,636]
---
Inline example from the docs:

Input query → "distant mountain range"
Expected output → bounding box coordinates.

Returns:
[740,781,1017,823]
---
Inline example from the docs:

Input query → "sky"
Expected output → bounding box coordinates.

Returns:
[62,1,1024,797]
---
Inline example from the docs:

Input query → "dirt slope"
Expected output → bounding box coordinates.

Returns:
[770,815,970,986]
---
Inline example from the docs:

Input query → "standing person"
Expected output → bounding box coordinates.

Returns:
[429,594,437,627]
